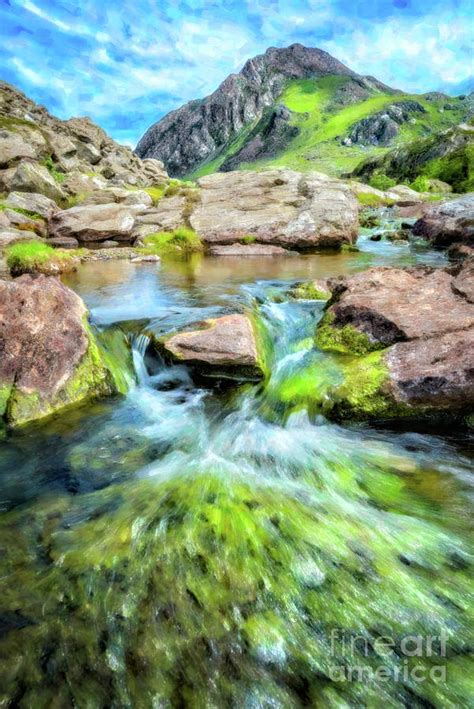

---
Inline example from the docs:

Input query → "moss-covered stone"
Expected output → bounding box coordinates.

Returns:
[315,311,382,356]
[288,281,331,301]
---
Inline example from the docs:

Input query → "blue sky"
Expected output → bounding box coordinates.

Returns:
[1,0,473,146]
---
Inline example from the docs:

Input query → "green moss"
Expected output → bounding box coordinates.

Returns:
[240,234,256,245]
[0,203,43,220]
[139,227,203,257]
[42,156,66,184]
[315,312,381,356]
[355,191,396,207]
[5,241,79,276]
[288,281,331,301]
[143,185,165,204]
[340,243,360,253]
[5,322,131,427]
[95,327,135,395]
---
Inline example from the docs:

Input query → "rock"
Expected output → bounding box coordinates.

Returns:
[1,208,46,236]
[452,261,474,303]
[0,122,48,167]
[347,101,426,146]
[425,179,452,193]
[160,314,264,381]
[317,267,474,350]
[82,187,152,208]
[385,185,424,206]
[315,266,474,421]
[349,181,387,201]
[412,195,474,247]
[130,254,161,263]
[0,275,129,426]
[208,243,295,256]
[0,230,43,248]
[187,169,358,250]
[48,203,139,243]
[133,197,187,236]
[4,191,58,218]
[61,171,107,197]
[288,279,331,300]
[100,240,119,248]
[447,243,474,261]
[0,167,16,193]
[47,236,79,249]
[10,161,65,202]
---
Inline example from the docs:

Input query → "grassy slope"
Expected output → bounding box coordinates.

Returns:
[187,76,467,179]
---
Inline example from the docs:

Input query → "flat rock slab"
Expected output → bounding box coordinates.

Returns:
[326,266,474,346]
[162,314,264,381]
[189,169,358,250]
[412,195,474,247]
[208,243,297,256]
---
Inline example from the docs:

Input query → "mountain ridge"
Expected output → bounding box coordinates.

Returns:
[135,43,397,177]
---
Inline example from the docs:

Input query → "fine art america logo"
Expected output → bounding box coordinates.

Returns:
[328,629,448,683]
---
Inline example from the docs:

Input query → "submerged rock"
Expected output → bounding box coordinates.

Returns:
[0,275,131,426]
[208,243,295,256]
[314,266,474,421]
[412,194,474,247]
[161,314,265,381]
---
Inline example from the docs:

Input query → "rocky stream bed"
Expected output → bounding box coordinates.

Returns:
[0,219,473,706]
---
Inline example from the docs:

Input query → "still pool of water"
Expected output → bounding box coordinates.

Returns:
[0,237,472,707]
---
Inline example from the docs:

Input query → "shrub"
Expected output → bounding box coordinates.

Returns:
[141,227,203,256]
[6,241,79,276]
[368,173,397,191]
[410,175,430,193]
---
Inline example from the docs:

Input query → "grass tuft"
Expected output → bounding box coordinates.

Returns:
[140,227,203,256]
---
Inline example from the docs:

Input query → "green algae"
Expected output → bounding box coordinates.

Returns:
[0,469,471,706]
[315,311,382,356]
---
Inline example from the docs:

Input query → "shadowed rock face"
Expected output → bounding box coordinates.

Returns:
[346,101,425,146]
[135,44,393,177]
[161,314,264,381]
[412,194,474,247]
[0,275,124,425]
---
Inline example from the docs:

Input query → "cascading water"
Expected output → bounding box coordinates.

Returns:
[0,241,471,707]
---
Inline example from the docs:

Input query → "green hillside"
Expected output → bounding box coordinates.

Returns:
[188,76,470,182]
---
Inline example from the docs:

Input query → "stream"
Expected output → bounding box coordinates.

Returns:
[0,226,472,707]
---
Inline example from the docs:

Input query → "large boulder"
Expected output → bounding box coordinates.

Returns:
[412,194,474,247]
[10,161,65,202]
[81,187,152,208]
[314,265,474,421]
[4,191,58,218]
[48,203,140,243]
[0,275,130,426]
[187,170,358,249]
[0,122,48,167]
[160,314,265,381]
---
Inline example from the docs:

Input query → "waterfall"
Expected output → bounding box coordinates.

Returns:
[130,333,151,385]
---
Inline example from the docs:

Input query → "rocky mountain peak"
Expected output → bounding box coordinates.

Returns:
[135,44,391,177]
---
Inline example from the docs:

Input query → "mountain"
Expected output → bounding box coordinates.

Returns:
[135,44,472,184]
[135,43,396,177]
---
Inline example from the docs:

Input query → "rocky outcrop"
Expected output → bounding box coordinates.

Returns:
[136,44,395,177]
[3,191,58,219]
[0,81,168,197]
[48,203,142,243]
[345,101,425,146]
[352,125,474,193]
[186,169,358,249]
[412,194,474,247]
[314,265,474,421]
[0,275,130,426]
[220,105,299,172]
[160,314,265,381]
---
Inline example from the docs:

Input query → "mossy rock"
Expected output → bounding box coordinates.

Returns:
[315,312,382,356]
